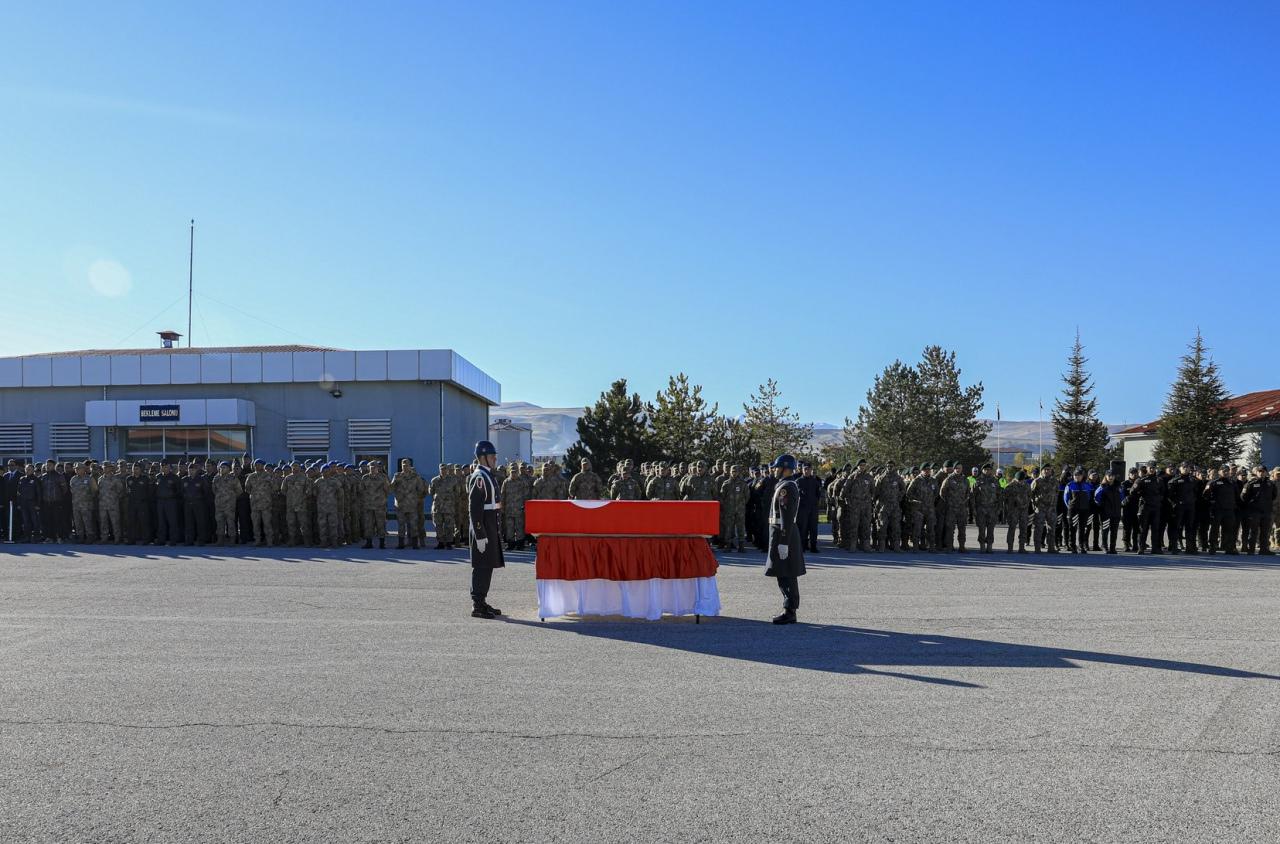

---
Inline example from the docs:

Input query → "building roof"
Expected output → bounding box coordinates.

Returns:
[31,345,340,357]
[1114,390,1280,437]
[489,418,532,432]
[0,346,501,405]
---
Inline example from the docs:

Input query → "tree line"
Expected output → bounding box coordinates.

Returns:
[564,331,1242,473]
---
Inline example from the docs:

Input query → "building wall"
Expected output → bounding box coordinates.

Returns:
[490,427,533,463]
[0,380,490,467]
[1119,429,1278,468]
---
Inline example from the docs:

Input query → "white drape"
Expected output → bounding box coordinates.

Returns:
[536,576,721,621]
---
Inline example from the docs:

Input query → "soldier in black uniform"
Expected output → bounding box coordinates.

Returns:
[765,454,806,625]
[754,467,777,552]
[1165,462,1197,553]
[181,464,210,546]
[155,461,182,546]
[1093,469,1125,554]
[467,440,506,619]
[1206,468,1239,555]
[16,464,42,542]
[1241,466,1275,555]
[126,463,155,544]
[1120,467,1140,552]
[1131,461,1165,554]
[795,463,821,554]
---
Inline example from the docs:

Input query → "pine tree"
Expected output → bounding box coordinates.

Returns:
[647,373,718,461]
[854,347,988,466]
[702,416,760,468]
[1152,330,1239,467]
[742,378,814,459]
[566,378,657,472]
[1051,331,1110,471]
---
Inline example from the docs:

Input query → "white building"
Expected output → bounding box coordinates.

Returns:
[488,418,533,464]
[1112,390,1280,467]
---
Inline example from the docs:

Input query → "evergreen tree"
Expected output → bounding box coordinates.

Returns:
[702,416,760,468]
[1152,330,1240,467]
[854,347,988,466]
[742,378,814,459]
[566,378,657,473]
[1051,331,1111,471]
[647,373,718,461]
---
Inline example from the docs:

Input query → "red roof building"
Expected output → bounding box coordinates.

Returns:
[1111,390,1280,467]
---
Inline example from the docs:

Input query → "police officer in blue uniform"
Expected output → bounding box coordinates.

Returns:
[467,441,506,619]
[765,454,806,625]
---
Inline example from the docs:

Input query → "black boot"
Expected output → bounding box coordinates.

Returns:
[362,539,373,549]
[471,604,495,619]
[379,538,385,549]
[435,541,446,549]
[411,538,420,550]
[771,610,797,625]
[484,603,503,616]
[397,538,405,549]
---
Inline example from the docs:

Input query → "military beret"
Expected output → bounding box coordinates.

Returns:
[218,461,229,467]
[981,462,992,469]
[856,459,867,466]
[253,458,265,465]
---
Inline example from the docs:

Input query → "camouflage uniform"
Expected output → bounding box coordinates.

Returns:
[1003,477,1031,552]
[972,472,1001,552]
[314,471,344,548]
[243,467,277,546]
[391,465,427,548]
[1029,473,1059,553]
[905,469,935,552]
[645,470,680,501]
[719,467,750,550]
[359,468,391,545]
[826,471,845,548]
[875,468,906,551]
[451,466,468,545]
[939,470,970,552]
[531,464,569,501]
[429,466,455,547]
[69,470,98,543]
[840,467,875,551]
[211,470,242,545]
[97,469,126,543]
[569,465,606,500]
[610,473,644,500]
[283,469,315,546]
[501,465,532,545]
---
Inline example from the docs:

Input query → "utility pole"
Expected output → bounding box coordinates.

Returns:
[187,219,195,347]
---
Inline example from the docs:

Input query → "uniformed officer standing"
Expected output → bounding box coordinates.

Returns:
[795,463,821,553]
[764,454,806,625]
[467,441,506,619]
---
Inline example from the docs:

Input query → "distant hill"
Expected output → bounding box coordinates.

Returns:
[496,402,1125,457]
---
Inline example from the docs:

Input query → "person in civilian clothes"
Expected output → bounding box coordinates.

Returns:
[765,454,806,625]
[467,440,506,619]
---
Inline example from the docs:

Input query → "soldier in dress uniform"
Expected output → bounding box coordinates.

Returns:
[764,454,806,625]
[467,440,506,619]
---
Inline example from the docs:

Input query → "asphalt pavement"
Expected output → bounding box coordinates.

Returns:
[2,533,1278,843]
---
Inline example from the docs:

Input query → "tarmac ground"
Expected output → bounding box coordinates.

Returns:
[2,529,1279,843]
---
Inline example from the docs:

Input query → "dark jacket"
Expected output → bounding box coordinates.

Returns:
[16,474,40,503]
[1064,481,1094,513]
[795,475,821,513]
[180,475,207,504]
[765,476,805,578]
[1130,474,1164,514]
[155,472,182,500]
[1093,481,1125,518]
[1206,477,1238,514]
[1241,477,1275,515]
[467,466,505,570]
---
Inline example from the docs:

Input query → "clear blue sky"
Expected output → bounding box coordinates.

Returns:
[3,2,1276,426]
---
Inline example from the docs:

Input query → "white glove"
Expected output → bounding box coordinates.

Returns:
[476,538,487,553]
[778,544,789,561]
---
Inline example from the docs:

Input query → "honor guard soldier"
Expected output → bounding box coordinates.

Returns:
[467,440,506,619]
[765,454,806,625]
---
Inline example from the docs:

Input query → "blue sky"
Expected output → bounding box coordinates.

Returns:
[2,2,1276,426]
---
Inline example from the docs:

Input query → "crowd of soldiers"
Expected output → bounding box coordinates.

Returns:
[821,458,1279,556]
[4,452,1276,558]
[0,455,471,551]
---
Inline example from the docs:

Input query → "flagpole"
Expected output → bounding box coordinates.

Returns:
[996,402,1001,471]
[1038,398,1043,468]
[187,218,195,347]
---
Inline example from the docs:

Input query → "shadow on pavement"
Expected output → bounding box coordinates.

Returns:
[508,617,1280,688]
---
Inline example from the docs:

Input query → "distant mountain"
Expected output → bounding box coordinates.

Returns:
[495,402,1124,457]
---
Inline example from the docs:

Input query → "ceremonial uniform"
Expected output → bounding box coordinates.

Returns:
[467,441,506,618]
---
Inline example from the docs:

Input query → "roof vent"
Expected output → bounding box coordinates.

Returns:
[157,330,182,349]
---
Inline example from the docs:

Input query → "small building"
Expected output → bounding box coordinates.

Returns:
[0,344,501,468]
[1111,390,1280,467]
[488,418,533,464]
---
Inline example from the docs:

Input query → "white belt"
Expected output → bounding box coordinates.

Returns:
[484,503,502,510]
[769,518,782,526]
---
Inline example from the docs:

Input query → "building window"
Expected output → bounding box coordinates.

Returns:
[123,427,252,458]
